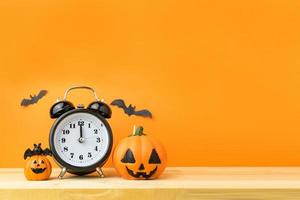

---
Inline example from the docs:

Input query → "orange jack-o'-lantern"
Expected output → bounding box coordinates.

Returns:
[113,126,167,180]
[24,143,52,181]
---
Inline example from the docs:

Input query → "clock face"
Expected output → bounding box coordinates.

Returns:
[51,111,112,168]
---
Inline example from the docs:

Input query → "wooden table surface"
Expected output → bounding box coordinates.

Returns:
[2,167,300,199]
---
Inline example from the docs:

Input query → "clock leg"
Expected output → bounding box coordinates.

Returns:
[96,167,105,178]
[58,167,67,179]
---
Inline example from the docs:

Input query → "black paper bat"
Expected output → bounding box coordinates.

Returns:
[21,90,48,107]
[111,99,152,118]
[24,143,52,160]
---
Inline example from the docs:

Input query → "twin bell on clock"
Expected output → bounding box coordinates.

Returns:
[49,86,113,179]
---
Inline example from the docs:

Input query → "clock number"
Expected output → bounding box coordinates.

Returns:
[88,152,92,158]
[62,130,70,135]
[79,155,83,160]
[70,123,75,128]
[88,123,91,128]
[61,138,66,143]
[94,129,98,134]
[96,137,101,143]
[70,153,74,158]
[63,147,68,152]
[78,121,84,126]
[95,146,98,151]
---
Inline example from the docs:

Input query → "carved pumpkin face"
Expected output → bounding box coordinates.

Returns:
[24,143,52,181]
[113,126,167,180]
[24,155,52,180]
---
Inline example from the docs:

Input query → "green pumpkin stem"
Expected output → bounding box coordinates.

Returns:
[133,126,145,136]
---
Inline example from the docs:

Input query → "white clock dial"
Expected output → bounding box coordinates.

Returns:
[53,112,111,167]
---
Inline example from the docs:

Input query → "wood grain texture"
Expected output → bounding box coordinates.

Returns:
[2,167,300,199]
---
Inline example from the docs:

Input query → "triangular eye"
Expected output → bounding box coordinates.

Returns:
[121,149,136,163]
[149,149,161,164]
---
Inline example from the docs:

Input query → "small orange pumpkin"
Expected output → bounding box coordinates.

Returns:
[24,143,52,181]
[113,126,167,180]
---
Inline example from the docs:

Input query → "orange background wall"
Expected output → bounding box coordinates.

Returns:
[1,0,300,167]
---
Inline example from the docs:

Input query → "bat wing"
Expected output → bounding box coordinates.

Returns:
[36,90,48,99]
[43,148,52,156]
[134,109,153,118]
[21,98,33,107]
[24,148,33,159]
[111,99,127,110]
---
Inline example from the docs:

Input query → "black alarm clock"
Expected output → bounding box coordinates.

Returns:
[49,86,113,179]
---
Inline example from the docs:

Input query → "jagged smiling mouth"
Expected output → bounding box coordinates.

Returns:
[31,168,46,174]
[125,166,157,179]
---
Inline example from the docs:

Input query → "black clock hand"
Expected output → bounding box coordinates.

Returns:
[78,121,84,143]
[80,125,83,138]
